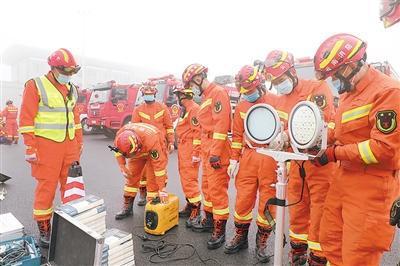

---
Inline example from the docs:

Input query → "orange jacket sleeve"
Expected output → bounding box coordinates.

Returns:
[19,79,39,148]
[131,107,141,123]
[73,86,83,146]
[189,105,201,157]
[231,103,245,161]
[1,107,8,118]
[162,104,174,144]
[149,139,168,190]
[210,90,232,157]
[335,87,400,166]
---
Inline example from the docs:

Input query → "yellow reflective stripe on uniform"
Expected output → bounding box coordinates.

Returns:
[19,126,35,133]
[231,142,243,149]
[193,139,201,145]
[140,180,147,186]
[200,98,212,110]
[203,200,213,208]
[147,192,158,198]
[277,110,288,120]
[328,122,335,129]
[257,214,274,226]
[124,186,138,193]
[319,40,345,69]
[154,110,165,119]
[234,211,252,221]
[114,152,123,157]
[33,207,53,216]
[289,229,308,241]
[358,140,378,164]
[188,195,202,203]
[239,112,246,119]
[213,207,230,215]
[307,240,322,251]
[154,169,166,177]
[341,104,372,123]
[138,112,150,120]
[166,128,174,134]
[75,124,82,129]
[213,132,227,140]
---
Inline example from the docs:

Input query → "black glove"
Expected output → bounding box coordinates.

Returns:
[209,155,221,169]
[390,197,400,228]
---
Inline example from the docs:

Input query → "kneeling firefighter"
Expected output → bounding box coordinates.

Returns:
[113,123,169,220]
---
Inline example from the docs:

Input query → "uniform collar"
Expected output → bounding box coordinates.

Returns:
[203,83,217,97]
[182,99,196,108]
[352,66,377,94]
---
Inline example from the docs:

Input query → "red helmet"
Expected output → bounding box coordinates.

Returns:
[314,33,367,79]
[182,64,208,88]
[48,48,81,74]
[140,81,157,94]
[235,65,263,94]
[264,50,295,80]
[114,130,141,156]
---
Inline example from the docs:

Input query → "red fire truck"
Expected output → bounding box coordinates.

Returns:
[76,88,93,134]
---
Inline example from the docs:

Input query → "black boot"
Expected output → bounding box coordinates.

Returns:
[185,203,201,228]
[207,219,227,250]
[192,211,214,233]
[308,252,327,266]
[255,226,272,262]
[137,187,147,206]
[37,220,51,248]
[115,196,134,220]
[289,241,308,266]
[224,223,250,254]
[179,199,193,218]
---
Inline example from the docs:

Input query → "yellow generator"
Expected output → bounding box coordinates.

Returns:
[144,193,179,235]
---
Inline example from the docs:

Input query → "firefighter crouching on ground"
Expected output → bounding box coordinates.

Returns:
[1,100,19,144]
[264,50,336,265]
[313,33,400,266]
[113,123,169,220]
[224,65,280,262]
[131,81,174,206]
[173,84,202,227]
[182,64,231,250]
[19,48,83,248]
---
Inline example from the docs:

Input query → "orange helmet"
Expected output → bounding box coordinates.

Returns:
[314,33,367,80]
[264,50,295,80]
[182,64,208,88]
[114,130,141,156]
[235,65,263,94]
[48,48,81,74]
[140,81,157,95]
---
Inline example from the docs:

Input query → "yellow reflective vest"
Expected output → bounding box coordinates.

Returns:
[32,76,77,142]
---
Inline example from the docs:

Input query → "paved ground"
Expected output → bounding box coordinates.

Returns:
[1,134,399,265]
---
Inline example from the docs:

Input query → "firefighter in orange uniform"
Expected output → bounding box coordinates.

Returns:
[113,123,169,219]
[19,48,82,248]
[264,50,336,265]
[224,65,279,262]
[130,81,174,207]
[313,33,400,266]
[173,85,202,227]
[1,100,19,144]
[182,64,231,250]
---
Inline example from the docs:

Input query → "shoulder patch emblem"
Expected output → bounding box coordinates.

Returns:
[191,116,199,126]
[376,110,397,134]
[312,94,327,109]
[214,101,222,113]
[150,150,160,160]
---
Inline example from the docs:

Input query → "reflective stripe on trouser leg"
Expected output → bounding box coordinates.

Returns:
[209,165,230,219]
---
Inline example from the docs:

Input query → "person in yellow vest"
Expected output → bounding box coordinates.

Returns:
[19,48,83,248]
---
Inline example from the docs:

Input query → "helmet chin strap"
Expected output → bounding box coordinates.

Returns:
[335,61,363,94]
[192,73,207,95]
[286,69,298,89]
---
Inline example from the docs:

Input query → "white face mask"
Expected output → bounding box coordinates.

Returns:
[275,79,293,95]
[191,85,201,96]
[55,73,72,84]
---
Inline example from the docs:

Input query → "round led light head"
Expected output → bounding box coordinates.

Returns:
[244,103,280,145]
[288,101,324,150]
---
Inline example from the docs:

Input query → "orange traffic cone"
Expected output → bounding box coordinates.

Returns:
[63,161,85,203]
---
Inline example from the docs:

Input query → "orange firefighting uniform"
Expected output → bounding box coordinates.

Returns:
[19,72,82,221]
[1,104,19,142]
[131,101,174,190]
[275,79,336,256]
[319,67,400,265]
[175,100,202,204]
[0,118,6,143]
[231,92,280,228]
[197,83,231,220]
[115,123,168,199]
